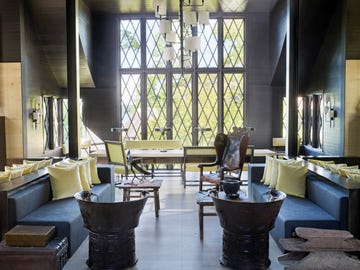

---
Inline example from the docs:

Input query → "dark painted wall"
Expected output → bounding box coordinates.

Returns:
[303,0,345,155]
[79,0,93,70]
[269,0,287,137]
[0,0,21,61]
[246,12,277,148]
[81,13,120,142]
[21,3,62,156]
[299,0,338,92]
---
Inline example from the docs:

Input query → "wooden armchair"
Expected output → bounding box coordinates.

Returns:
[196,127,250,240]
[199,127,250,188]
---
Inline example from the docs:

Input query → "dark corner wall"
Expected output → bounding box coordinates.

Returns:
[268,0,349,155]
[300,0,345,155]
[81,12,120,142]
[244,8,280,149]
[269,0,287,139]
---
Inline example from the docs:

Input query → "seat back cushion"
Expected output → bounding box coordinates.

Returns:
[306,173,348,228]
[8,178,51,228]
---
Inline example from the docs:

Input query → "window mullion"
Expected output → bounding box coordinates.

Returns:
[141,19,147,139]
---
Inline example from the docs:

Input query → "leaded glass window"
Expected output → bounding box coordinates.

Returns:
[119,15,246,146]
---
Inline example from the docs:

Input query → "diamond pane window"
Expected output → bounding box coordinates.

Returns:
[120,74,142,139]
[198,19,218,68]
[118,17,246,145]
[223,19,245,68]
[147,73,167,139]
[146,20,166,68]
[120,20,141,68]
[198,73,218,145]
[170,20,182,69]
[172,73,192,146]
[223,73,244,133]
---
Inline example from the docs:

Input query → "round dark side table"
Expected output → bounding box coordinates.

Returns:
[211,189,286,270]
[75,191,149,270]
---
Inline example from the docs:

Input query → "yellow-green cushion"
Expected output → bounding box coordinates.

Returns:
[55,161,91,191]
[66,159,92,187]
[6,165,32,175]
[22,160,40,171]
[276,163,308,198]
[0,171,11,183]
[345,171,360,182]
[48,165,83,200]
[328,163,347,173]
[10,169,23,179]
[337,166,359,177]
[81,157,101,184]
[269,159,303,188]
[23,159,53,169]
[5,166,24,178]
[262,156,274,185]
[318,160,335,169]
[307,159,322,166]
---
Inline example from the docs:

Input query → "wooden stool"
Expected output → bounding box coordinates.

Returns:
[278,227,360,270]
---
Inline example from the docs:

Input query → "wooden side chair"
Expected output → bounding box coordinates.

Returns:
[196,128,250,240]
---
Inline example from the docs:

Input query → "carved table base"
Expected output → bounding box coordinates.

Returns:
[87,230,137,270]
[220,229,270,270]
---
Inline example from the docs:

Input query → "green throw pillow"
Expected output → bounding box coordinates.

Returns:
[269,159,303,188]
[48,165,83,200]
[276,163,308,198]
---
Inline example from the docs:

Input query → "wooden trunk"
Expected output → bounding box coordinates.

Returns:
[5,225,55,247]
[0,237,68,270]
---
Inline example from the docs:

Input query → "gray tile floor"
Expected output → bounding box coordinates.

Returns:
[64,173,284,270]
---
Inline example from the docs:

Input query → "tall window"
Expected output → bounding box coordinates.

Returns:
[119,16,245,146]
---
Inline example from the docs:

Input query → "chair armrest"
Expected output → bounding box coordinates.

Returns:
[198,161,219,168]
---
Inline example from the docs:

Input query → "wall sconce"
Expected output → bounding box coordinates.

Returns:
[324,94,336,127]
[31,97,42,129]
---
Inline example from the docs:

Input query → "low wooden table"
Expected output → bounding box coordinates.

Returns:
[116,179,163,218]
[0,237,68,270]
[279,227,360,269]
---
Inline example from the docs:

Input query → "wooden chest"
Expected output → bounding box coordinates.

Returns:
[0,237,68,270]
[5,225,56,247]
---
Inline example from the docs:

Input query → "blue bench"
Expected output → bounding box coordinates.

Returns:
[248,163,348,250]
[7,165,114,256]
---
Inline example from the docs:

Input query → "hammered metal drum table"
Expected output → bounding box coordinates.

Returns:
[211,190,286,270]
[75,191,149,270]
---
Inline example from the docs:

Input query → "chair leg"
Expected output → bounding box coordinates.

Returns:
[199,204,204,240]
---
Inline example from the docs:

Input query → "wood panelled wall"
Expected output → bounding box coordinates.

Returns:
[346,0,360,59]
[0,63,23,158]
[345,60,360,155]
